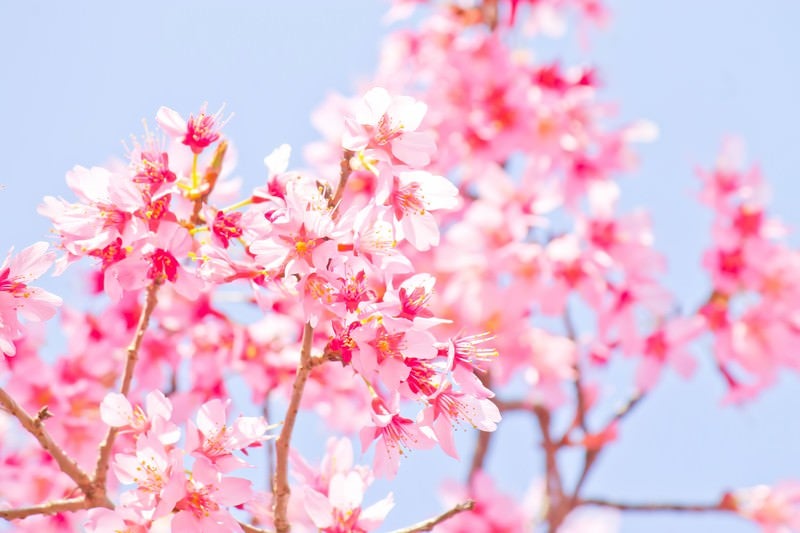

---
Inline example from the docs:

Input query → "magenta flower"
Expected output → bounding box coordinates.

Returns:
[156,104,226,155]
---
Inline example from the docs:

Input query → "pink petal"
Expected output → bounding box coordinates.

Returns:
[155,106,187,138]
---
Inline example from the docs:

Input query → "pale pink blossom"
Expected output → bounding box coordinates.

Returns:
[0,242,61,356]
[360,396,435,478]
[100,390,180,445]
[343,87,436,167]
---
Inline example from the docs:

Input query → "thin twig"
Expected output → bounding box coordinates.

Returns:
[568,393,645,507]
[0,388,94,498]
[563,308,588,432]
[94,281,161,488]
[494,398,533,412]
[238,520,274,533]
[272,322,314,533]
[580,498,725,513]
[389,500,475,533]
[468,430,492,483]
[0,497,89,520]
[310,351,340,368]
[608,393,645,426]
[329,149,354,214]
[534,405,570,533]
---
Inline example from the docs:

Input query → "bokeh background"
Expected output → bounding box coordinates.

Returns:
[1,2,800,532]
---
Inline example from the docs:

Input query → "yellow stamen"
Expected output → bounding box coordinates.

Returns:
[222,198,253,213]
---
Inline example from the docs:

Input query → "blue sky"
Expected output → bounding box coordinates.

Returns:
[2,2,800,532]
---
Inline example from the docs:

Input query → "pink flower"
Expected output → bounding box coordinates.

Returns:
[156,456,252,532]
[0,242,61,356]
[343,87,436,167]
[419,382,500,459]
[304,471,395,533]
[185,398,272,472]
[294,437,395,532]
[112,434,175,506]
[210,210,244,248]
[377,170,459,251]
[104,221,202,301]
[634,317,703,391]
[133,150,177,190]
[359,396,434,478]
[100,390,180,445]
[156,104,226,154]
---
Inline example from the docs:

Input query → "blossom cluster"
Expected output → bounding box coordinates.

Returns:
[1,0,799,532]
[86,393,269,532]
[2,79,501,529]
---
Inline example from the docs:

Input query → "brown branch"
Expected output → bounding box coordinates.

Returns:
[563,308,588,433]
[579,498,726,513]
[94,281,161,487]
[389,500,474,533]
[534,405,570,533]
[494,398,534,412]
[272,322,314,533]
[310,351,340,368]
[0,497,90,520]
[0,388,94,497]
[238,520,274,533]
[468,430,492,483]
[329,149,354,214]
[608,393,645,426]
[568,393,646,508]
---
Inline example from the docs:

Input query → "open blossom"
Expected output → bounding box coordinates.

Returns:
[419,382,500,459]
[343,87,436,167]
[104,221,203,301]
[304,471,395,533]
[112,433,175,505]
[156,104,226,154]
[377,170,459,251]
[100,390,180,445]
[156,456,253,532]
[360,396,435,478]
[292,438,395,533]
[0,242,61,356]
[185,398,272,472]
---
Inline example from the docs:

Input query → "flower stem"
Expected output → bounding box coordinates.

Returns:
[272,322,314,533]
[94,281,161,487]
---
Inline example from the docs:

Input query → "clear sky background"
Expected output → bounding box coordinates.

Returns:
[1,2,800,532]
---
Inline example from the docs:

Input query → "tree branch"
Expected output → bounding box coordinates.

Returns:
[533,405,570,532]
[94,281,161,487]
[238,520,274,533]
[0,497,89,520]
[273,322,314,533]
[329,149,354,214]
[389,500,474,533]
[580,498,725,513]
[568,392,646,505]
[0,388,94,498]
